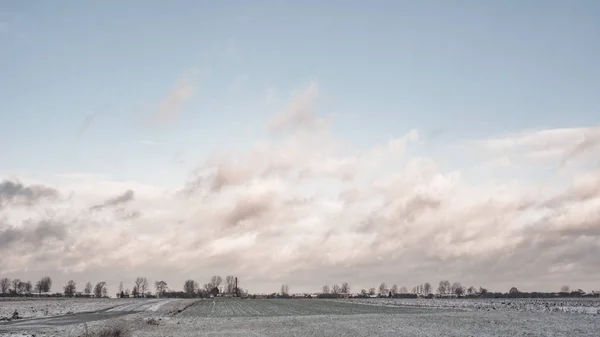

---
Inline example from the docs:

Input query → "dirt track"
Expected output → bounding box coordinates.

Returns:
[0,299,170,332]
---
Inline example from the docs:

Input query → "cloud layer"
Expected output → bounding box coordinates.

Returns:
[1,82,599,295]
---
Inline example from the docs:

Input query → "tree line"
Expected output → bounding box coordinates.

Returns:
[307,281,597,299]
[0,275,244,299]
[2,275,596,299]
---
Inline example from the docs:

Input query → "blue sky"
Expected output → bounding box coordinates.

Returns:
[2,0,599,186]
[2,1,600,293]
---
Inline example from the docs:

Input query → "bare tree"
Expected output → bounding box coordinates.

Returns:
[24,281,33,294]
[340,282,350,294]
[34,276,52,295]
[154,281,168,297]
[280,284,290,296]
[332,284,341,294]
[437,280,450,296]
[391,284,398,296]
[360,289,367,296]
[118,282,124,294]
[84,282,93,296]
[64,280,76,297]
[368,288,376,296]
[399,286,407,294]
[378,283,387,295]
[225,276,236,294]
[94,282,107,298]
[202,283,211,293]
[451,282,464,297]
[12,278,20,293]
[134,277,149,297]
[322,285,330,294]
[560,285,570,293]
[0,278,10,294]
[210,275,223,291]
[479,286,488,296]
[467,286,476,295]
[183,280,198,295]
[509,287,519,296]
[423,282,432,295]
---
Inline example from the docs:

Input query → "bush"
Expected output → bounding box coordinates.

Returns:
[92,325,129,337]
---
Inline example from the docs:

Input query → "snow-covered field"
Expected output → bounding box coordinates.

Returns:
[336,297,600,315]
[1,298,599,337]
[0,298,139,320]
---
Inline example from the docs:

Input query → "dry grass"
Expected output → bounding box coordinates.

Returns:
[90,324,130,337]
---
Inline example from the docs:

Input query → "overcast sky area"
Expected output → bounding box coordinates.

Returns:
[1,1,600,296]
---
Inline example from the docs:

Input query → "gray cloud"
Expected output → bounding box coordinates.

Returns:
[224,195,273,228]
[90,190,134,210]
[0,218,68,250]
[0,180,58,210]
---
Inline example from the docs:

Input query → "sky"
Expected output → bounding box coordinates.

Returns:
[1,0,600,296]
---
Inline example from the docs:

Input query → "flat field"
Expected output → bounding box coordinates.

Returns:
[338,297,600,315]
[1,298,599,337]
[0,298,139,319]
[178,298,439,317]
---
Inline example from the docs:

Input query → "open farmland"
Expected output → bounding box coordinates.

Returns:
[0,298,139,320]
[178,298,441,317]
[336,297,600,315]
[2,298,600,336]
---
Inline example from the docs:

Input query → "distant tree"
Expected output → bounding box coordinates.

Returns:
[64,280,76,297]
[0,278,10,294]
[391,284,398,296]
[411,286,417,294]
[451,282,464,297]
[438,280,451,296]
[280,284,290,296]
[322,285,330,294]
[35,276,52,295]
[225,276,236,294]
[124,288,130,297]
[210,275,223,291]
[203,283,211,293]
[24,281,33,294]
[340,282,350,294]
[479,287,488,296]
[135,277,149,298]
[155,281,168,297]
[84,282,92,296]
[94,282,107,298]
[399,286,407,294]
[118,282,124,295]
[560,285,570,293]
[379,283,387,295]
[467,286,476,295]
[183,280,198,295]
[423,283,432,295]
[132,285,139,297]
[360,289,367,296]
[332,284,341,294]
[18,280,27,294]
[509,287,519,296]
[12,279,20,293]
[368,288,376,296]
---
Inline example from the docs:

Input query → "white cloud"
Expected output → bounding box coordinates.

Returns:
[146,74,195,126]
[2,81,600,295]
